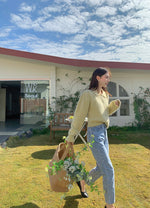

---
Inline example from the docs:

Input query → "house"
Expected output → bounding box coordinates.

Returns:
[0,47,149,126]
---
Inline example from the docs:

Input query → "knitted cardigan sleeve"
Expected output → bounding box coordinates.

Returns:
[108,99,121,115]
[66,91,90,143]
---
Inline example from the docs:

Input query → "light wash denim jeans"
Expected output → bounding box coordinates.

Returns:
[87,124,115,204]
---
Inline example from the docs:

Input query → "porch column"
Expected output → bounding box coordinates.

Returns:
[50,66,56,110]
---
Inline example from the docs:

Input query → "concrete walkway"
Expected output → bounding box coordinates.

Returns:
[0,119,47,146]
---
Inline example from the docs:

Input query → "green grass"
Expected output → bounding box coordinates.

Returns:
[0,129,150,208]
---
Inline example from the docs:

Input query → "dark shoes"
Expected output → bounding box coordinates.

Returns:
[76,181,88,198]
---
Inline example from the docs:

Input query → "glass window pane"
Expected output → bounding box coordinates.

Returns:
[120,100,129,116]
[107,82,117,97]
[20,80,49,124]
[119,85,128,97]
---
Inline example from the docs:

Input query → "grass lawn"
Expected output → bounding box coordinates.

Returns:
[0,129,150,208]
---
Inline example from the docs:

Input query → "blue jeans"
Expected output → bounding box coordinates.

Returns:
[87,124,115,204]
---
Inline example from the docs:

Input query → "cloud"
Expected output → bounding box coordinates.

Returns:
[119,1,134,12]
[41,15,84,34]
[0,33,81,58]
[96,6,117,17]
[123,10,150,30]
[85,0,123,6]
[10,14,33,29]
[79,40,150,63]
[65,34,86,45]
[87,21,108,38]
[86,0,105,6]
[11,11,86,34]
[0,27,12,37]
[40,6,61,16]
[19,3,36,13]
[142,30,150,41]
[33,42,82,59]
[106,0,123,6]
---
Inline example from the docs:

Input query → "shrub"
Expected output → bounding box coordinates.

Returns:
[132,87,150,129]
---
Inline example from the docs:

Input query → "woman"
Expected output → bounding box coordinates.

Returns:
[66,67,121,208]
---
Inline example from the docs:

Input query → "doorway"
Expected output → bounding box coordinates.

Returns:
[0,81,21,121]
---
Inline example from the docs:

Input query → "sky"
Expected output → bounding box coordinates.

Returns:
[0,0,150,63]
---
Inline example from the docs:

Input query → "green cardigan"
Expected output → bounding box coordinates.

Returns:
[66,89,121,143]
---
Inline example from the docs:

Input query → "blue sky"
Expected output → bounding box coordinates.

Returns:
[0,0,150,63]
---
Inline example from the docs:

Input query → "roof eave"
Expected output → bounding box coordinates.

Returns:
[0,47,150,70]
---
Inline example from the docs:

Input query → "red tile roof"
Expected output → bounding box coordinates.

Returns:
[0,47,150,70]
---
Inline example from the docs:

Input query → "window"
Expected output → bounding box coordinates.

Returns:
[20,80,50,124]
[107,82,130,116]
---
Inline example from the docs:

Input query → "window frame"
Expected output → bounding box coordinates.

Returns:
[108,82,130,117]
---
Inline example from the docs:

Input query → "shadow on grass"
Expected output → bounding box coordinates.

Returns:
[31,149,56,160]
[63,195,82,208]
[10,202,40,208]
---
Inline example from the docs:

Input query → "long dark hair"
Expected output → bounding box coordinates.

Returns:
[89,67,111,95]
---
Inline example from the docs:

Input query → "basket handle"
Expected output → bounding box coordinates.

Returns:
[61,143,74,161]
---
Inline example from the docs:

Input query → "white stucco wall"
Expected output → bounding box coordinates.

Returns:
[56,67,91,97]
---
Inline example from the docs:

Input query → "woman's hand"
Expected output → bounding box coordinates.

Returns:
[115,100,120,106]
